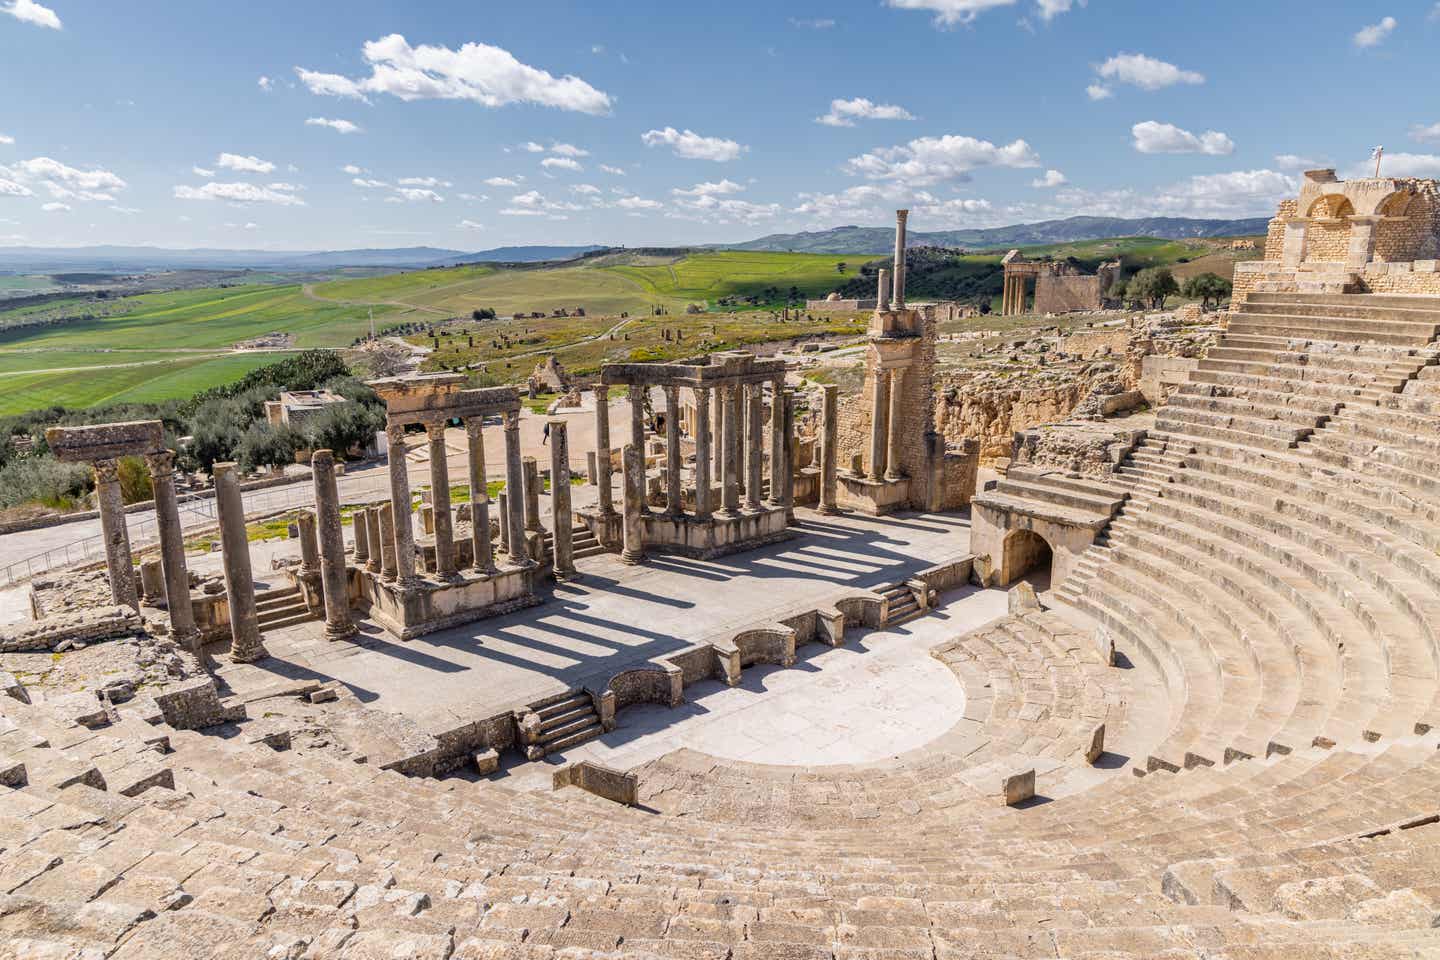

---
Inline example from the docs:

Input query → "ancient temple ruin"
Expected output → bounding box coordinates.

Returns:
[1001,249,1121,316]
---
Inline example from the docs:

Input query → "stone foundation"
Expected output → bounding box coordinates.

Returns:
[638,505,791,559]
[358,565,539,640]
[0,605,145,652]
[835,473,913,516]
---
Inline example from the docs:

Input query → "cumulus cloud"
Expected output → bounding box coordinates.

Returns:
[1,157,127,202]
[397,176,451,187]
[884,0,1017,27]
[0,134,13,145]
[599,164,626,176]
[1409,122,1440,144]
[40,201,69,212]
[666,179,779,225]
[295,34,612,115]
[173,181,306,206]
[457,192,487,201]
[216,152,276,174]
[257,76,273,91]
[842,134,1039,185]
[1031,169,1067,188]
[1345,152,1440,178]
[0,178,32,197]
[306,117,361,134]
[341,164,364,175]
[815,97,915,128]
[1087,53,1204,100]
[615,195,662,211]
[1354,16,1396,48]
[550,143,589,157]
[1131,121,1234,156]
[192,166,215,178]
[571,183,602,196]
[1085,83,1114,101]
[484,176,521,187]
[500,189,582,218]
[392,187,443,203]
[1023,169,1296,221]
[108,205,140,214]
[641,127,746,162]
[541,156,582,172]
[352,177,388,188]
[521,141,545,153]
[672,179,745,197]
[459,219,484,230]
[2,0,61,29]
[1035,0,1078,20]
[1274,153,1329,171]
[793,182,994,227]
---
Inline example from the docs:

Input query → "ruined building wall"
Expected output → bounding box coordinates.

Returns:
[1263,201,1295,261]
[1034,275,1103,315]
[1305,218,1351,263]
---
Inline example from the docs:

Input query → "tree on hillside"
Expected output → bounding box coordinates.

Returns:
[1128,267,1180,310]
[236,423,304,473]
[472,307,496,321]
[1180,272,1232,311]
[836,262,848,274]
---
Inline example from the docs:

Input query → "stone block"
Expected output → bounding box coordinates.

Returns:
[472,748,499,775]
[0,671,30,704]
[152,678,243,730]
[1095,626,1116,667]
[0,758,26,787]
[309,687,339,704]
[1002,769,1035,807]
[1085,723,1105,764]
[1007,581,1040,614]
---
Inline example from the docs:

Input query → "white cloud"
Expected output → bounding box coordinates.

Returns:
[341,163,364,175]
[1093,53,1204,93]
[550,143,588,157]
[1409,122,1440,145]
[192,166,215,178]
[0,178,32,197]
[641,127,746,162]
[393,187,444,203]
[1274,154,1329,170]
[793,182,995,227]
[0,134,13,145]
[1086,83,1113,101]
[216,152,276,174]
[1025,169,1296,220]
[257,76,273,91]
[1031,169,1067,188]
[306,117,362,134]
[842,134,1040,186]
[521,141,545,153]
[1035,0,1078,20]
[397,176,451,187]
[457,192,487,201]
[108,205,140,214]
[40,201,69,212]
[459,219,484,230]
[1131,121,1234,156]
[2,0,61,29]
[173,181,306,206]
[615,195,662,211]
[672,179,745,198]
[600,164,626,176]
[1354,16,1396,48]
[484,176,520,187]
[572,183,602,196]
[815,97,915,128]
[1346,152,1440,178]
[541,156,583,173]
[789,17,837,28]
[295,34,613,115]
[884,0,1017,27]
[1,157,127,202]
[500,189,581,217]
[352,177,388,188]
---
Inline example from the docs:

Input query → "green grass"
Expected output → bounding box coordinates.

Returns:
[0,352,296,415]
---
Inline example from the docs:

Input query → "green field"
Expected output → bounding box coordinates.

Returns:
[0,352,295,415]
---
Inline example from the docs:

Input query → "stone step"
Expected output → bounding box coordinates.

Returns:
[254,588,303,612]
[573,545,609,559]
[1242,294,1440,320]
[1164,391,1330,428]
[535,693,592,720]
[1189,368,1397,404]
[1154,410,1308,449]
[994,478,1125,517]
[1197,356,1411,391]
[540,714,601,744]
[543,723,604,753]
[1227,316,1436,347]
[539,705,596,734]
[257,610,318,632]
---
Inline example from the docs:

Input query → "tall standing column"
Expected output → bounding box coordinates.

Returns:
[213,461,266,663]
[425,423,457,578]
[892,209,909,309]
[145,451,198,652]
[819,384,840,515]
[664,385,683,517]
[869,368,888,482]
[877,268,890,312]
[721,385,740,514]
[549,420,575,579]
[886,369,906,481]
[352,503,370,566]
[620,443,645,564]
[93,458,138,610]
[694,386,712,521]
[465,419,494,572]
[365,508,382,574]
[385,423,417,583]
[746,383,763,510]
[711,386,723,481]
[377,503,397,581]
[629,386,649,514]
[780,389,796,521]
[769,377,785,505]
[594,385,615,518]
[503,411,529,565]
[312,450,356,641]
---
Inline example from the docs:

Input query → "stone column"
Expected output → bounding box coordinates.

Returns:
[502,410,529,564]
[497,492,511,556]
[213,461,266,663]
[549,420,575,579]
[522,457,542,534]
[780,389,796,521]
[620,443,645,564]
[664,385,683,517]
[594,385,615,518]
[1347,215,1381,270]
[425,423,457,578]
[93,458,138,610]
[819,384,839,515]
[711,386,723,481]
[694,386,712,521]
[869,368,888,482]
[586,450,597,486]
[145,451,197,651]
[746,384,763,510]
[385,423,417,583]
[877,268,890,312]
[720,385,740,514]
[629,385,646,454]
[769,377,785,505]
[377,503,397,581]
[886,369,906,481]
[352,503,369,566]
[892,209,908,309]
[1281,218,1308,268]
[298,510,320,576]
[466,419,494,573]
[312,450,356,641]
[365,508,382,574]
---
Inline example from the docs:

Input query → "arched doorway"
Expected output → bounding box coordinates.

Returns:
[1001,528,1053,591]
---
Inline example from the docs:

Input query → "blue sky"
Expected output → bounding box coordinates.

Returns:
[2,0,1439,251]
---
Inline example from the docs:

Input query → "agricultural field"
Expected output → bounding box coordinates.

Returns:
[0,352,291,416]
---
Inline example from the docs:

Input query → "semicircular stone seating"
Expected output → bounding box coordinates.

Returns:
[4,291,1440,958]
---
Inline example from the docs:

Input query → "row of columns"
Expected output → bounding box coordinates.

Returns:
[1001,273,1029,316]
[867,368,907,482]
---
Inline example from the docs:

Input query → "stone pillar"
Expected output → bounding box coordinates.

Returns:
[425,423,457,578]
[720,385,740,514]
[352,503,369,566]
[769,377,785,505]
[819,384,839,514]
[746,383,763,510]
[711,386,723,481]
[497,492,511,556]
[145,451,197,651]
[621,443,645,564]
[892,209,908,309]
[297,510,320,576]
[93,458,138,610]
[629,385,646,455]
[877,268,890,312]
[869,369,888,482]
[503,411,529,564]
[594,385,615,517]
[522,457,542,534]
[1347,215,1380,270]
[780,389,796,521]
[466,419,494,572]
[365,508,382,574]
[886,369,906,481]
[139,559,164,604]
[1282,218,1308,268]
[312,450,356,641]
[694,386,713,521]
[385,423,417,582]
[664,385,683,517]
[214,461,266,663]
[549,420,575,579]
[586,450,597,486]
[377,503,397,581]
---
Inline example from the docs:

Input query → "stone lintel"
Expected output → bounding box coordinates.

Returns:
[46,420,165,463]
[375,380,521,427]
[599,350,787,388]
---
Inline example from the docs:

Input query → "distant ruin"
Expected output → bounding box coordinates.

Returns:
[1001,249,1121,315]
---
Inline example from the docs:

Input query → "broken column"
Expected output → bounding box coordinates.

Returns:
[819,384,839,514]
[549,420,575,579]
[297,510,320,576]
[503,411,529,564]
[466,418,494,572]
[621,443,645,565]
[352,503,370,566]
[693,386,712,521]
[312,450,356,641]
[886,369,906,481]
[94,458,138,610]
[377,503,397,581]
[892,209,908,309]
[593,385,615,518]
[877,267,890,312]
[664,385,683,517]
[213,461,266,663]
[385,423,417,582]
[145,450,198,652]
[522,456,542,535]
[746,383,763,510]
[869,370,888,481]
[426,423,457,578]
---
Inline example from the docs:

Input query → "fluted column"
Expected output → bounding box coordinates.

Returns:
[869,369,888,482]
[892,209,908,309]
[720,385,740,514]
[819,384,839,514]
[312,450,356,641]
[502,410,529,565]
[425,423,457,578]
[145,450,197,651]
[694,386,712,521]
[886,369,906,481]
[93,458,138,610]
[664,385,683,517]
[746,383,763,510]
[549,420,575,579]
[465,419,493,572]
[620,443,645,564]
[385,422,417,583]
[214,461,266,662]
[594,385,615,518]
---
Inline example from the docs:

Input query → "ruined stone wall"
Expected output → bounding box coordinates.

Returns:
[1263,202,1295,261]
[0,606,145,652]
[1360,260,1440,294]
[1305,219,1351,263]
[1034,275,1102,315]
[1374,189,1440,262]
[936,379,1095,463]
[1059,327,1131,360]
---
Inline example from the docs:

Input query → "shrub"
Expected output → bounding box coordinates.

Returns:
[0,456,93,510]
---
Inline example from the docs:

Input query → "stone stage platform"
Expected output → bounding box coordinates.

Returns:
[214,507,982,742]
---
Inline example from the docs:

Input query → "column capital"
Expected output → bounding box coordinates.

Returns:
[385,421,407,444]
[94,457,120,483]
[425,421,447,441]
[503,408,521,430]
[145,449,176,477]
[595,383,609,399]
[464,417,484,438]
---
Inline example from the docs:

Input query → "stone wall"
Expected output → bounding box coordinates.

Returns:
[0,605,145,652]
[1263,203,1294,261]
[1058,327,1132,360]
[1034,275,1103,315]
[1011,420,1145,479]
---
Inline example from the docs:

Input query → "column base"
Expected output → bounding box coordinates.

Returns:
[817,504,842,516]
[885,470,905,482]
[229,641,269,664]
[552,567,580,582]
[324,621,358,642]
[619,550,646,565]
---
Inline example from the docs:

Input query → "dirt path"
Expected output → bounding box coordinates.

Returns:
[0,347,301,378]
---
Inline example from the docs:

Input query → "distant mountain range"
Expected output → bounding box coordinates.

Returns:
[0,244,606,273]
[723,216,1271,254]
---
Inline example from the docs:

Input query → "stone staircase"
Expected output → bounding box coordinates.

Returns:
[878,580,923,626]
[253,584,316,632]
[540,523,609,565]
[528,688,604,756]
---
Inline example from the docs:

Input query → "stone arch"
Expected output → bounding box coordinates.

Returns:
[1001,528,1053,587]
[1304,194,1355,263]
